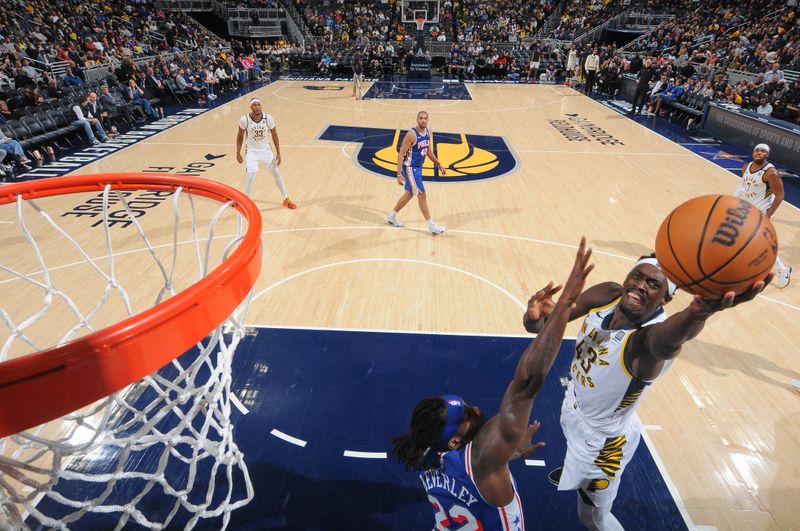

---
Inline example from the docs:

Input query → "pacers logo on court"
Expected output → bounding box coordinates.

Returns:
[304,86,344,91]
[318,125,517,182]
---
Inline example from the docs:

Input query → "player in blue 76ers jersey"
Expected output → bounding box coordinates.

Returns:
[392,238,595,530]
[386,111,447,235]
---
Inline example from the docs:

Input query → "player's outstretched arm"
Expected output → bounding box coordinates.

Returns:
[523,280,619,333]
[471,238,593,503]
[631,275,772,372]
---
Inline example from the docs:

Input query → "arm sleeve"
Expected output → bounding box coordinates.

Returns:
[266,114,276,129]
[238,115,248,130]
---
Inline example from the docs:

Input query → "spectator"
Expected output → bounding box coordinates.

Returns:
[763,62,784,85]
[72,94,109,145]
[62,67,84,87]
[126,79,158,119]
[144,67,167,101]
[99,84,143,124]
[88,91,116,136]
[203,67,219,100]
[0,129,33,171]
[756,95,773,116]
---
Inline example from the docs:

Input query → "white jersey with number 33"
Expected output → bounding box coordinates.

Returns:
[239,113,276,153]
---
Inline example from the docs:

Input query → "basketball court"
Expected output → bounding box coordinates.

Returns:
[1,80,798,530]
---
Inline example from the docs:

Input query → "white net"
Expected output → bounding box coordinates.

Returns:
[0,178,257,530]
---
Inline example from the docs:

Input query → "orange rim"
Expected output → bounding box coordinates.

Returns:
[0,174,262,438]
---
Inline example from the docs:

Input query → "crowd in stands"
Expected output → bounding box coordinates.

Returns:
[455,0,551,44]
[291,0,553,46]
[0,0,275,180]
[225,0,281,8]
[577,0,800,125]
[296,0,404,44]
[551,0,627,41]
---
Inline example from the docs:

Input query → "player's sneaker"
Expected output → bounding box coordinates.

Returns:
[282,197,298,210]
[777,265,792,289]
[548,467,562,487]
[428,222,445,235]
[386,214,403,228]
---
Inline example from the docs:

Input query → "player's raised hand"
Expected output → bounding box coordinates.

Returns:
[560,236,594,306]
[526,282,562,322]
[689,273,772,316]
[510,421,546,461]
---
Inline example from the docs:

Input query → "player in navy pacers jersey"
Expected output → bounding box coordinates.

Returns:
[392,238,595,530]
[386,110,447,235]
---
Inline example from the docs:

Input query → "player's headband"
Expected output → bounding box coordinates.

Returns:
[250,98,261,106]
[754,143,770,153]
[634,258,677,296]
[438,395,465,449]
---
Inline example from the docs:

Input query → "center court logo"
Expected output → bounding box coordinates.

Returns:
[303,86,344,91]
[318,125,517,182]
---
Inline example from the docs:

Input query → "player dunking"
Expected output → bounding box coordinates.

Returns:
[386,111,446,235]
[236,98,297,209]
[393,238,594,530]
[734,143,791,288]
[524,256,769,530]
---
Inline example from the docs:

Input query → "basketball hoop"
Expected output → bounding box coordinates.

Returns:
[0,173,261,529]
[415,16,426,32]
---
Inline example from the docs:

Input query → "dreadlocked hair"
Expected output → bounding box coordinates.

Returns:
[390,397,446,472]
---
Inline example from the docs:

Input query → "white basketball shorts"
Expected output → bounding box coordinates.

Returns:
[557,385,642,508]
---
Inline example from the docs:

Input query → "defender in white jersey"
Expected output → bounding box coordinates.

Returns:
[393,239,594,531]
[235,98,297,209]
[524,255,769,530]
[733,143,791,288]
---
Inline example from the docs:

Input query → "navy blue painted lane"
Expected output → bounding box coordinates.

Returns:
[29,327,687,530]
[227,328,687,531]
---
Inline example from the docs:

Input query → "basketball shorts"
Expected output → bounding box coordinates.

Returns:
[245,148,276,174]
[530,61,540,70]
[402,165,425,194]
[557,385,641,508]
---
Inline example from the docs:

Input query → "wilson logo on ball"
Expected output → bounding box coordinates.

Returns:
[710,202,753,247]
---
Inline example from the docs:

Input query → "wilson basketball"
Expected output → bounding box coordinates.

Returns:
[655,195,778,297]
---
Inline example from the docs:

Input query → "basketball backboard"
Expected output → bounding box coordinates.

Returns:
[400,0,440,24]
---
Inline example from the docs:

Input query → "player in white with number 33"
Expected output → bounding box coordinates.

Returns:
[236,98,297,209]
